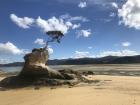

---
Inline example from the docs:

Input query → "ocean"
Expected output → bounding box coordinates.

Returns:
[0,65,66,73]
[0,66,23,73]
[1,64,140,76]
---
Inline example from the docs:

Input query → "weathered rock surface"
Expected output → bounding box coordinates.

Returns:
[0,48,95,89]
[19,48,64,79]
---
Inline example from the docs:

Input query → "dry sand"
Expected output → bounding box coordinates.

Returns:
[0,75,140,105]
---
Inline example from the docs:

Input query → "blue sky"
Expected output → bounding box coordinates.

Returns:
[0,0,140,64]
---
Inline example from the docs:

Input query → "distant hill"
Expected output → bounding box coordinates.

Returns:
[0,62,24,67]
[1,55,140,67]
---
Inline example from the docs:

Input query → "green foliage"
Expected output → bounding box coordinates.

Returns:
[46,31,64,44]
[46,31,63,36]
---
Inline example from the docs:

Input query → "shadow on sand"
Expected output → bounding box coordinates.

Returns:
[0,76,41,90]
[0,74,81,90]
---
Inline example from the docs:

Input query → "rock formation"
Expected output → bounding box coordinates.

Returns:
[19,48,64,79]
[18,48,83,86]
[0,48,95,88]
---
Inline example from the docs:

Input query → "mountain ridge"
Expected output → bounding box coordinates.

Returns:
[1,55,140,67]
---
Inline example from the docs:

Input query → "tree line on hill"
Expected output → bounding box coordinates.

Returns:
[1,55,140,67]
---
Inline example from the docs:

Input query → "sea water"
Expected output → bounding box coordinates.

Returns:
[0,66,23,73]
[0,65,63,73]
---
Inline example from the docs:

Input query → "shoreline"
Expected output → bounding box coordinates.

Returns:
[2,64,140,77]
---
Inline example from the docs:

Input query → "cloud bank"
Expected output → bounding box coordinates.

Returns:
[10,14,89,36]
[10,14,34,29]
[0,42,27,55]
[36,16,70,34]
[72,49,139,59]
[97,49,139,57]
[118,0,140,30]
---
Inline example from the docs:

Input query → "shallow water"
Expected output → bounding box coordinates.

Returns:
[0,66,23,73]
[1,64,140,76]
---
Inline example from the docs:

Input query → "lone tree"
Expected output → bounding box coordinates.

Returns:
[0,30,94,88]
[19,30,65,78]
[44,31,64,49]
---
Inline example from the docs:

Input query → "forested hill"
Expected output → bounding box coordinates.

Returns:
[1,55,140,67]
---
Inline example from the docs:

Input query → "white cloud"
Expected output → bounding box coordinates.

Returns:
[97,49,138,57]
[111,2,118,9]
[69,16,89,22]
[72,24,81,29]
[10,13,89,37]
[47,46,53,54]
[60,14,89,22]
[118,0,140,30]
[73,51,90,58]
[34,38,53,54]
[36,16,70,34]
[10,14,79,34]
[0,42,27,55]
[10,14,34,29]
[122,42,131,47]
[71,49,139,59]
[88,46,93,49]
[109,12,116,17]
[65,21,81,29]
[65,21,73,27]
[78,1,87,8]
[36,16,86,34]
[10,14,72,33]
[34,38,46,45]
[77,29,92,37]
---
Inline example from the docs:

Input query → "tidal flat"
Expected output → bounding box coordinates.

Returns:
[0,64,140,105]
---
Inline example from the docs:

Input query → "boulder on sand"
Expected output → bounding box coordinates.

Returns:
[0,48,96,88]
[19,48,64,79]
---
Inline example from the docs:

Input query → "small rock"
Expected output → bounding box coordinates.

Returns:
[50,87,56,89]
[68,86,73,88]
[34,86,40,90]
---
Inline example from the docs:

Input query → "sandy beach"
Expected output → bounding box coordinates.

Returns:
[0,75,140,105]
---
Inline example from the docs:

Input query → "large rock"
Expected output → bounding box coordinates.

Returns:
[19,48,64,79]
[0,48,98,88]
